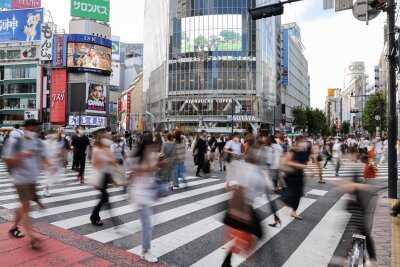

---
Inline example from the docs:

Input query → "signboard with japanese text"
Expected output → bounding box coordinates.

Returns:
[68,115,106,126]
[0,8,43,43]
[70,0,110,22]
[328,88,338,97]
[0,46,37,60]
[86,83,106,114]
[24,110,38,120]
[282,28,289,86]
[12,0,41,9]
[40,22,53,61]
[50,69,67,123]
[0,0,12,9]
[52,34,67,68]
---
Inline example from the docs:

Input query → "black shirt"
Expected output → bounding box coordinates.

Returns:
[71,135,90,155]
[196,138,207,155]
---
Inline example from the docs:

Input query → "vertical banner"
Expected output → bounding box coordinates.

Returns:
[111,36,120,61]
[52,34,67,68]
[50,69,67,123]
[40,22,53,60]
[126,92,131,131]
[282,29,289,86]
[12,0,41,9]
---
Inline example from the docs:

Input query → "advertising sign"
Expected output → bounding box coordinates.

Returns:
[0,46,37,60]
[12,0,41,9]
[50,69,67,123]
[67,34,111,74]
[111,39,120,61]
[24,110,38,120]
[110,62,120,86]
[86,83,106,114]
[52,34,67,68]
[0,0,12,9]
[70,0,110,22]
[181,14,242,53]
[282,28,289,86]
[0,8,43,43]
[40,22,53,60]
[68,115,106,126]
[328,88,337,97]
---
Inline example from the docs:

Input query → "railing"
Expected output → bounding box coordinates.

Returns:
[348,234,366,267]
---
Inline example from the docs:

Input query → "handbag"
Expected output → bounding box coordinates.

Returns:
[87,168,105,189]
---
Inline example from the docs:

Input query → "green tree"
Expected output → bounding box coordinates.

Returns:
[291,106,307,131]
[330,125,337,136]
[219,30,241,41]
[306,107,328,135]
[194,35,206,46]
[361,93,387,136]
[340,121,350,134]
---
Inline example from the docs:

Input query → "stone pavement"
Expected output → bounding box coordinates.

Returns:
[0,209,163,267]
[371,194,392,267]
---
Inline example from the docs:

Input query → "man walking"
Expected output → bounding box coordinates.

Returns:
[71,126,90,183]
[195,130,208,177]
[3,119,49,249]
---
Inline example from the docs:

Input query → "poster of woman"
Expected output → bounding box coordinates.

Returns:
[86,83,106,114]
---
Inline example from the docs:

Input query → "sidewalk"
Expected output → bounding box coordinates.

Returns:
[0,209,163,267]
[370,191,400,267]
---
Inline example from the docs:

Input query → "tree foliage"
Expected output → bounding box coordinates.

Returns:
[291,106,329,135]
[361,94,387,136]
[219,30,241,41]
[340,121,350,135]
[330,125,337,136]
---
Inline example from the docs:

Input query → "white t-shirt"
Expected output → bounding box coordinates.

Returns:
[270,143,283,170]
[332,142,342,158]
[225,140,241,155]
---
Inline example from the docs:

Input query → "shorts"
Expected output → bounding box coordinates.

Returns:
[15,184,37,202]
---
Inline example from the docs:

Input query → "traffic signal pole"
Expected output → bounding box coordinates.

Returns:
[387,0,398,199]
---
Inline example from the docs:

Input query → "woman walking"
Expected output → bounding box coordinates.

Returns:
[218,136,227,171]
[208,135,217,171]
[130,133,159,263]
[363,142,376,180]
[157,133,176,189]
[277,135,309,220]
[174,130,188,188]
[89,133,118,226]
[110,134,128,186]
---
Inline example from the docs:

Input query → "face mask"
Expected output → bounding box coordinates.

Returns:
[101,138,113,147]
[25,131,37,139]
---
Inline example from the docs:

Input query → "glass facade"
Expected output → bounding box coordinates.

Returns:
[144,0,279,132]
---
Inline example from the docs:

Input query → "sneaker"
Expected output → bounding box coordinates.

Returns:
[43,190,51,197]
[141,252,158,263]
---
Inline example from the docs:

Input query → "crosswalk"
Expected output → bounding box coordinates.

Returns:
[0,159,388,266]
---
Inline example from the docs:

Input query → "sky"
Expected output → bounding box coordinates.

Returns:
[42,0,389,109]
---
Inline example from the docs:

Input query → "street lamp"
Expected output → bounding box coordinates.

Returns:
[165,109,172,132]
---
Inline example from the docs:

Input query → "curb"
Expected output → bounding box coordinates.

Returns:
[392,199,400,266]
[0,207,164,267]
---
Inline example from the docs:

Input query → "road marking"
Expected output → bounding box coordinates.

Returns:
[282,196,350,267]
[52,181,227,229]
[86,192,233,243]
[306,189,328,196]
[128,195,278,257]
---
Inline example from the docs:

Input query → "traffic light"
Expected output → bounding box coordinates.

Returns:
[248,2,284,20]
[369,0,387,9]
[350,109,359,113]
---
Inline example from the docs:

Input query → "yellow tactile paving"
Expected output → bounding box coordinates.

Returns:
[392,200,400,267]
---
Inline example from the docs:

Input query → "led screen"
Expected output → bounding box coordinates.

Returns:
[67,42,111,74]
[181,14,242,53]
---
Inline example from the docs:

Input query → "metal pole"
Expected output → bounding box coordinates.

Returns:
[231,98,234,134]
[273,106,276,135]
[79,100,82,127]
[387,0,398,199]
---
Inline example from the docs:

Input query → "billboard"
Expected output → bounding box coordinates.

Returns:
[181,14,242,53]
[68,115,106,126]
[328,88,338,97]
[282,28,289,86]
[52,34,67,68]
[67,34,111,74]
[0,8,43,43]
[110,62,120,86]
[12,0,41,9]
[0,0,12,9]
[0,46,37,60]
[111,39,120,61]
[40,22,53,60]
[24,110,38,120]
[50,69,67,123]
[86,83,106,114]
[70,0,110,22]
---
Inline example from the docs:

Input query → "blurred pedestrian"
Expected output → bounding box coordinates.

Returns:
[157,133,176,188]
[332,138,343,176]
[279,135,309,220]
[173,130,187,188]
[43,131,64,197]
[130,133,159,263]
[195,130,208,177]
[363,142,376,180]
[217,135,227,171]
[3,119,49,249]
[110,134,128,186]
[208,135,217,171]
[89,133,119,226]
[71,126,90,183]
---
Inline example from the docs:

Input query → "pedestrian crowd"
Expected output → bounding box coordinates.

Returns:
[1,120,399,266]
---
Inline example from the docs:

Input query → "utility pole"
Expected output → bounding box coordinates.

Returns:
[387,0,397,199]
[231,98,234,134]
